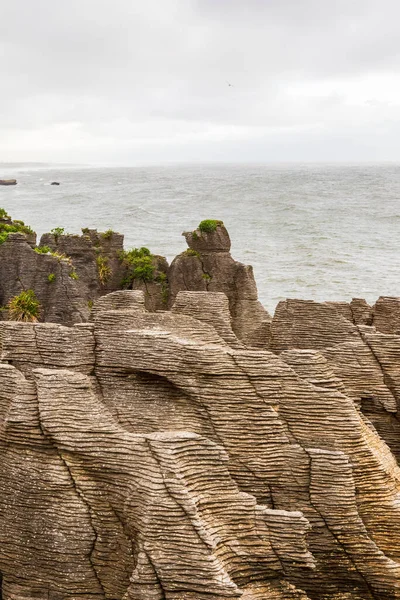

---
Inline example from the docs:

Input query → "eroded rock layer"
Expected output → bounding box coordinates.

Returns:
[1,288,400,599]
[1,216,400,599]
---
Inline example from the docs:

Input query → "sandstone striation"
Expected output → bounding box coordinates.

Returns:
[1,214,400,599]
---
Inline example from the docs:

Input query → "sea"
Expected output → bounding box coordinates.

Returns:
[1,162,399,315]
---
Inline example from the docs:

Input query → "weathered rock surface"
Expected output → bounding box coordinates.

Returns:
[270,298,400,463]
[0,233,89,325]
[1,291,400,599]
[168,222,271,347]
[1,214,400,599]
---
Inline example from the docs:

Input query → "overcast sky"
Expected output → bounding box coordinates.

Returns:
[1,0,400,164]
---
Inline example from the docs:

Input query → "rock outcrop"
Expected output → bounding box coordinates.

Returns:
[1,213,400,599]
[168,221,271,347]
[270,298,400,463]
[1,289,400,599]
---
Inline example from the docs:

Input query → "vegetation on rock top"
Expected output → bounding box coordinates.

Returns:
[0,209,34,244]
[198,219,224,233]
[121,247,155,285]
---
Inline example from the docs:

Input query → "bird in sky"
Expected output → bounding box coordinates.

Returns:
[226,81,234,87]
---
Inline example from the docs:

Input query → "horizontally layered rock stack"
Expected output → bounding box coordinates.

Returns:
[270,298,400,463]
[1,289,400,599]
[0,216,270,347]
[168,221,271,346]
[2,213,400,598]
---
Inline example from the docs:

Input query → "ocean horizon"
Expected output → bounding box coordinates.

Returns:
[1,161,399,314]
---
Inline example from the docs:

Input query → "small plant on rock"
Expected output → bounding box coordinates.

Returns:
[101,229,114,240]
[7,289,41,322]
[34,245,52,254]
[69,269,79,280]
[198,219,223,233]
[0,208,10,220]
[47,273,56,283]
[50,227,65,241]
[97,255,112,285]
[183,248,200,258]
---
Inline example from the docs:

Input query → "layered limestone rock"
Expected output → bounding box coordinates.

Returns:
[0,324,315,600]
[2,291,400,599]
[40,228,126,301]
[1,212,400,599]
[168,221,271,347]
[0,233,89,325]
[270,298,400,463]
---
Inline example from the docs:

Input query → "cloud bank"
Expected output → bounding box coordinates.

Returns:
[1,0,400,163]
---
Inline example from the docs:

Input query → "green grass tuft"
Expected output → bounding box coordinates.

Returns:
[183,248,200,258]
[97,255,112,285]
[7,289,41,322]
[35,246,52,254]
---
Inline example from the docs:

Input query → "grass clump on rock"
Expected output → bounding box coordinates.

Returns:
[97,255,112,285]
[7,289,41,322]
[198,219,223,233]
[34,245,52,254]
[183,248,200,258]
[34,246,71,263]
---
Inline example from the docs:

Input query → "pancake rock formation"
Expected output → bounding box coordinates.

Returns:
[1,213,400,599]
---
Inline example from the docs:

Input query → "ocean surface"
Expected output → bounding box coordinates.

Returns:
[0,162,399,314]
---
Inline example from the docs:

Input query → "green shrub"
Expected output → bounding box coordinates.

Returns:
[101,229,114,240]
[202,273,212,281]
[7,289,41,322]
[81,227,90,235]
[121,247,155,286]
[96,255,112,285]
[69,270,79,280]
[0,208,10,220]
[50,227,65,239]
[47,273,56,283]
[35,246,52,254]
[198,219,223,233]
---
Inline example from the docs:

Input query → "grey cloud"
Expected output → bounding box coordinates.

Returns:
[1,0,400,162]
